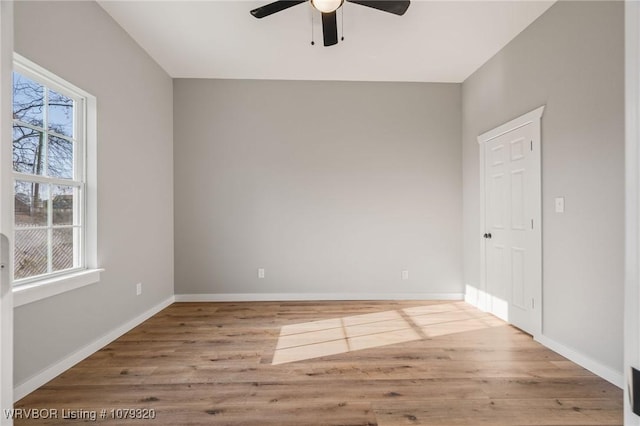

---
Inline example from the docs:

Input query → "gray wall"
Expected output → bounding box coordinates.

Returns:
[13,2,174,385]
[174,80,462,297]
[462,1,624,372]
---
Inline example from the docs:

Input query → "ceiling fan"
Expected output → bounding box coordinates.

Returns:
[250,0,410,47]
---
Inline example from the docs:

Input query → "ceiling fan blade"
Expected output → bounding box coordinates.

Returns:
[250,1,306,18]
[322,11,338,46]
[346,0,410,16]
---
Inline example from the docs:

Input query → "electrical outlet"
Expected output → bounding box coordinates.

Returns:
[401,270,409,280]
[258,268,265,279]
[136,282,142,296]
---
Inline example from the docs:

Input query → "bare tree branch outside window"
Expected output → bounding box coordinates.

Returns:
[12,71,78,280]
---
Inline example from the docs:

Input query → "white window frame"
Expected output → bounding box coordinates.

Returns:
[11,54,101,307]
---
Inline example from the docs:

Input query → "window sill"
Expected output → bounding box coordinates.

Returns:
[13,269,104,307]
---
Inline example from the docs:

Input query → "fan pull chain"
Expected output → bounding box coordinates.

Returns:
[311,9,315,45]
[341,5,344,41]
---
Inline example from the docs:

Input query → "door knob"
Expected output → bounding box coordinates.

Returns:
[483,233,492,239]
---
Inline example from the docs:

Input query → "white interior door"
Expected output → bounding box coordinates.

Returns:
[0,1,14,422]
[479,107,543,337]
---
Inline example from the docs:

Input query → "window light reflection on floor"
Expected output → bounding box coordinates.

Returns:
[271,302,505,365]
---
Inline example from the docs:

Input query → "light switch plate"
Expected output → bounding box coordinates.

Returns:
[555,197,565,213]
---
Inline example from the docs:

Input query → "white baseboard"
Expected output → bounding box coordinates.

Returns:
[175,293,464,302]
[464,284,488,311]
[535,334,623,389]
[13,295,175,401]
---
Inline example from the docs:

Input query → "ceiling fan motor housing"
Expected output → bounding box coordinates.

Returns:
[310,0,344,13]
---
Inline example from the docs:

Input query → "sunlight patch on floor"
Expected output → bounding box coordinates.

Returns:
[271,302,504,365]
[403,303,505,338]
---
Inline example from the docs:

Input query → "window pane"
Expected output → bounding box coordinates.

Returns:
[15,229,48,279]
[48,89,73,137]
[52,185,75,225]
[47,135,73,179]
[52,228,74,272]
[13,125,44,175]
[15,181,48,227]
[13,72,44,127]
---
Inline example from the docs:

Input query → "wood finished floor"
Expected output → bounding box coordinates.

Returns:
[16,301,623,425]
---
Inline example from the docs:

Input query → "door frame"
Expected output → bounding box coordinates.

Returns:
[0,1,14,422]
[477,105,544,338]
[625,0,640,423]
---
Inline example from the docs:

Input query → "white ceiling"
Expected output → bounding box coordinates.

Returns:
[98,0,555,83]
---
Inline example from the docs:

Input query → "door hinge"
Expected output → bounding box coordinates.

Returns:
[531,219,534,229]
[532,298,535,309]
[530,140,533,151]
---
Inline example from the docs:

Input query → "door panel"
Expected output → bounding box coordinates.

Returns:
[511,246,525,309]
[510,137,526,161]
[491,173,505,229]
[487,243,508,320]
[510,169,525,230]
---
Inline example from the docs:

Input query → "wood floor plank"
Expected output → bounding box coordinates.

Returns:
[373,398,622,425]
[13,301,622,425]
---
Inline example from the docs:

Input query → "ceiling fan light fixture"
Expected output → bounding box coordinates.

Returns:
[310,0,344,13]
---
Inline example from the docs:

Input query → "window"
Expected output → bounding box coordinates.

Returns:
[10,55,99,303]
